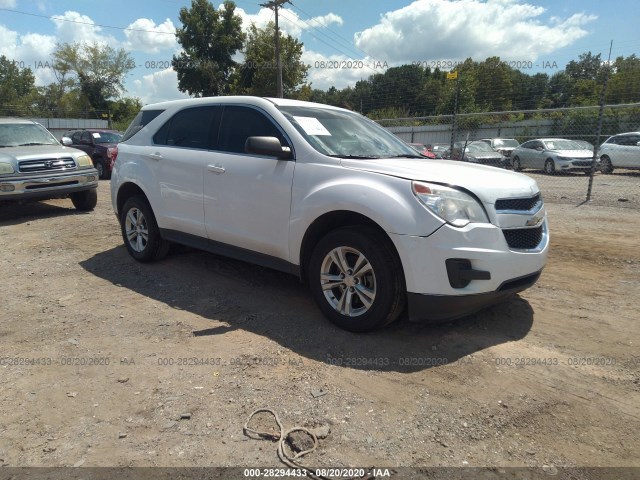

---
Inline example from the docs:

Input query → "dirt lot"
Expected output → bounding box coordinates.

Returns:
[1,179,639,472]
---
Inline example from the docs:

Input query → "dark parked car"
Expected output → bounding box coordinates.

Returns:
[479,138,520,157]
[62,129,121,179]
[431,143,450,158]
[408,142,436,158]
[450,141,510,168]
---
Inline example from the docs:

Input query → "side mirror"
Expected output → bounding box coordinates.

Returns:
[636,141,640,146]
[61,137,72,146]
[536,146,544,151]
[245,136,292,160]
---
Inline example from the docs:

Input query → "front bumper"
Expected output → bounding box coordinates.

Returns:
[407,269,542,322]
[389,220,549,321]
[0,169,99,201]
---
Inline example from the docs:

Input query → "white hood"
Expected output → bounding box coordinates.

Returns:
[341,158,540,204]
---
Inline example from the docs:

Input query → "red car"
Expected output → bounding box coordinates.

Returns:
[408,142,437,158]
[62,129,122,179]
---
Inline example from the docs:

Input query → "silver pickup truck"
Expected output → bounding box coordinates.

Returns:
[0,118,98,210]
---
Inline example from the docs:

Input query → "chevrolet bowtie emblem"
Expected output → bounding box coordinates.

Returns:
[525,211,544,227]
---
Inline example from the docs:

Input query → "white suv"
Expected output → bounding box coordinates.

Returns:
[111,97,549,332]
[598,131,640,173]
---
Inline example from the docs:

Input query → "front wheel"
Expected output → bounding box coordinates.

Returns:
[600,155,614,174]
[512,156,522,171]
[120,195,170,262]
[308,226,405,332]
[70,189,97,211]
[544,159,556,175]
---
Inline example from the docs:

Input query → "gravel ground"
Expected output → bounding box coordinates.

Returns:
[0,180,638,475]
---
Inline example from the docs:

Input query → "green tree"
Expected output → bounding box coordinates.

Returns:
[172,0,245,97]
[607,54,640,104]
[52,42,135,112]
[0,55,37,115]
[232,22,308,97]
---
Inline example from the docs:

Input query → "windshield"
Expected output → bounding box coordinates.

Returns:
[0,123,59,148]
[93,131,122,144]
[544,139,582,150]
[493,139,519,148]
[278,105,419,158]
[467,142,495,152]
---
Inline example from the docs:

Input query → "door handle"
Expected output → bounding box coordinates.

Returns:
[207,164,226,174]
[148,152,162,161]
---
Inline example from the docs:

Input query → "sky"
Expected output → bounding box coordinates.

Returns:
[0,0,638,105]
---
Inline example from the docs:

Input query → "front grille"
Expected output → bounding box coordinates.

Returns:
[572,160,593,167]
[502,226,543,249]
[19,158,76,173]
[495,193,541,212]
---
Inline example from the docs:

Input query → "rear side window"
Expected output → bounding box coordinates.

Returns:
[121,109,164,142]
[153,106,217,149]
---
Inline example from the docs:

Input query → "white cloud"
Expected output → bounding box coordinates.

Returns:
[51,11,116,45]
[0,0,17,8]
[129,68,189,105]
[302,50,386,91]
[353,0,597,64]
[123,18,177,54]
[0,25,57,85]
[233,5,343,38]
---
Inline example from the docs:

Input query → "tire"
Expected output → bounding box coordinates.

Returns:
[120,195,170,262]
[94,159,106,179]
[544,159,556,175]
[70,189,97,211]
[512,156,522,171]
[600,155,614,174]
[308,226,405,332]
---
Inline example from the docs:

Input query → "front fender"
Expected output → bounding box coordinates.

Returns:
[289,165,444,263]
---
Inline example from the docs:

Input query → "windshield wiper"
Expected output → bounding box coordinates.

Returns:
[17,142,53,146]
[327,154,380,159]
[386,154,426,159]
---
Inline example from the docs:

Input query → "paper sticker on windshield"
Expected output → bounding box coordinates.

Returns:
[92,132,101,138]
[293,116,331,136]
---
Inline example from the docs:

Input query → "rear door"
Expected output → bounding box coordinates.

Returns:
[619,134,640,168]
[203,104,295,260]
[149,106,219,238]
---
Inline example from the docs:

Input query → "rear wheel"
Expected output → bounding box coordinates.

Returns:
[512,156,522,171]
[308,226,405,332]
[70,189,97,211]
[94,159,106,179]
[120,195,170,262]
[544,159,556,175]
[600,155,614,174]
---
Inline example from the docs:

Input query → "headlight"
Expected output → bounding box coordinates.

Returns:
[556,156,573,161]
[76,155,93,168]
[0,162,14,175]
[412,181,489,227]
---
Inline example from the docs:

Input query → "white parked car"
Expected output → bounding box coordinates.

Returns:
[111,97,549,332]
[510,138,598,174]
[597,131,640,173]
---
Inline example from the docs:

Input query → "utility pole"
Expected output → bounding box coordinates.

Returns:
[448,70,460,154]
[260,0,290,98]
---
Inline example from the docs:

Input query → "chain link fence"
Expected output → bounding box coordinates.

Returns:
[379,103,640,209]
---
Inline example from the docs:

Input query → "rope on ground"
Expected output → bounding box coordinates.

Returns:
[243,408,330,480]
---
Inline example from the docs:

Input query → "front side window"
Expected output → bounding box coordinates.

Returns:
[217,106,287,154]
[71,131,82,143]
[278,105,418,159]
[81,131,93,144]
